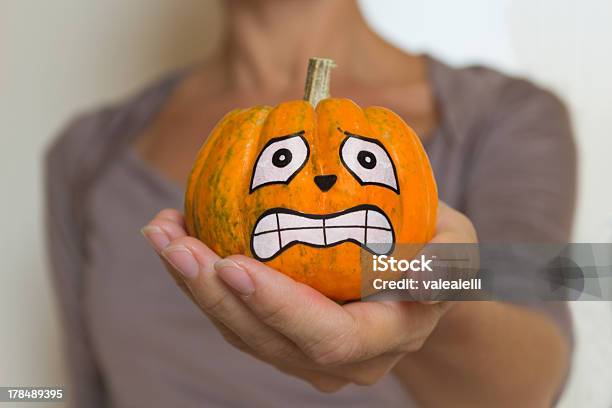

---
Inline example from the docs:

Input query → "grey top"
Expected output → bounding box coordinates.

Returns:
[45,57,576,408]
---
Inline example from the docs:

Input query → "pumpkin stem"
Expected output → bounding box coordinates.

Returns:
[303,57,336,107]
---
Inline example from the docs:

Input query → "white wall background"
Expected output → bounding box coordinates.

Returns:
[1,1,610,406]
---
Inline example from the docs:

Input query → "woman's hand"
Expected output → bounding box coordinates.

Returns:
[141,202,477,392]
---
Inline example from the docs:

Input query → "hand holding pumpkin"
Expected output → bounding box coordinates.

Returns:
[141,202,476,392]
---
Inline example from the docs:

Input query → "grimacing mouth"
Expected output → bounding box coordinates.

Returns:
[250,205,395,262]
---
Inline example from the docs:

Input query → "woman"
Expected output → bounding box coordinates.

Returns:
[46,0,575,406]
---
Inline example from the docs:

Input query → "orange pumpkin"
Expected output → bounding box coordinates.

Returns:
[185,58,437,301]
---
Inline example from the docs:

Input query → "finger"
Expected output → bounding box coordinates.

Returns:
[160,238,306,364]
[194,299,286,368]
[141,209,188,253]
[209,315,252,352]
[390,201,479,303]
[213,255,359,366]
[432,201,477,244]
[156,208,186,226]
[143,212,311,366]
[161,255,197,302]
[141,210,192,297]
[141,218,187,253]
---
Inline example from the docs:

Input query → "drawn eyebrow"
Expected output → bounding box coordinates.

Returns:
[336,126,400,194]
[255,130,307,156]
[337,127,390,151]
[248,130,309,194]
[270,129,306,141]
[337,127,370,141]
[337,126,353,136]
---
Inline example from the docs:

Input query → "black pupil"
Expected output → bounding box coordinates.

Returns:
[357,151,376,169]
[272,148,292,168]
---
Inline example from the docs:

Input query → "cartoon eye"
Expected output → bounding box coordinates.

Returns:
[339,133,399,193]
[250,131,309,192]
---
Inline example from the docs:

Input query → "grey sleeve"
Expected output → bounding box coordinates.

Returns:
[465,80,576,243]
[45,117,107,408]
[463,79,576,341]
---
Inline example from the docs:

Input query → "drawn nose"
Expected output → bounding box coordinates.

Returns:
[314,175,337,192]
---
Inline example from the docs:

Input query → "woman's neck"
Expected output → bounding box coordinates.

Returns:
[222,0,374,93]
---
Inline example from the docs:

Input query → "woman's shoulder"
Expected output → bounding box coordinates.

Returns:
[427,56,570,139]
[45,70,184,177]
[429,56,567,108]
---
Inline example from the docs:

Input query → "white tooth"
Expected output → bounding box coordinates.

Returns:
[252,232,281,259]
[367,211,391,229]
[278,213,323,229]
[325,227,365,245]
[281,228,325,247]
[326,210,366,227]
[254,214,278,234]
[365,228,393,254]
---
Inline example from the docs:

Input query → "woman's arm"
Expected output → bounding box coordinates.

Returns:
[394,84,576,407]
[45,119,106,408]
[395,302,570,407]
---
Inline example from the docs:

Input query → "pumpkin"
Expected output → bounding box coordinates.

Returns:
[184,58,437,301]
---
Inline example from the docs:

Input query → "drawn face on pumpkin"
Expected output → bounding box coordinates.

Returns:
[184,97,437,301]
[249,127,398,261]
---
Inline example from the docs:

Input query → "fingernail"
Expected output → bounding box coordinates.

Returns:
[214,259,254,296]
[141,226,170,252]
[162,245,199,279]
